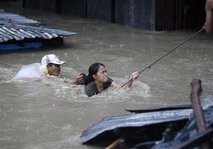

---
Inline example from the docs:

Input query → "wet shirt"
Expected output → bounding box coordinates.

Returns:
[84,78,113,97]
[13,63,58,81]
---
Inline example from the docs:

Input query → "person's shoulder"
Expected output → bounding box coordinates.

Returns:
[102,78,113,90]
[106,78,113,85]
[85,82,96,89]
[108,77,113,82]
[84,82,98,97]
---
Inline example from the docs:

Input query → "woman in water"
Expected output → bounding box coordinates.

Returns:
[81,62,139,97]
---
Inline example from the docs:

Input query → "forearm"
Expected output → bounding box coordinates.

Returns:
[205,0,213,32]
[119,78,134,89]
[65,74,85,85]
[64,79,77,84]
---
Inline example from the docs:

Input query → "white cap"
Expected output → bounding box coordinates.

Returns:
[41,54,65,65]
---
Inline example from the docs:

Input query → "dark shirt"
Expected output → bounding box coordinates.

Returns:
[84,78,113,97]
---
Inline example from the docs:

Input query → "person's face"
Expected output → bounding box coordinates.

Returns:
[93,65,108,82]
[47,64,61,76]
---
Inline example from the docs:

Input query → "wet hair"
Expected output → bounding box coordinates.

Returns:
[47,63,53,67]
[82,62,105,85]
[47,63,60,67]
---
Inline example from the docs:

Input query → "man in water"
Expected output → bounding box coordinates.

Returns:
[14,54,83,84]
[205,0,213,33]
[40,54,65,78]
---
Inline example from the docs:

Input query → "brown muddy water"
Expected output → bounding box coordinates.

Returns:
[1,2,213,149]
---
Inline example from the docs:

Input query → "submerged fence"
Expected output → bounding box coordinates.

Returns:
[23,0,205,31]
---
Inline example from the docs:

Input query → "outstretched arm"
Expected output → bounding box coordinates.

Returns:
[123,71,139,88]
[65,74,85,85]
[204,0,213,33]
[110,71,139,89]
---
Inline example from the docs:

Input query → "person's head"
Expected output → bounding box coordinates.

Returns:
[41,54,65,76]
[88,62,108,83]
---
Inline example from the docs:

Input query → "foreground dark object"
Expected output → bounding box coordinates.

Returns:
[80,80,213,149]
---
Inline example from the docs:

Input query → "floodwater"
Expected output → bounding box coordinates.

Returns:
[1,2,213,149]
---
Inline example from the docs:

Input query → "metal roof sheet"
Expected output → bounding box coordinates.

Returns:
[0,11,76,43]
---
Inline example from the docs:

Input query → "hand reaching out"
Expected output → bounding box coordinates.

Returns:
[131,71,139,80]
[74,74,85,85]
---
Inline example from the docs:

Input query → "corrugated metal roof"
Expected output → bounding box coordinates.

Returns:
[0,11,40,26]
[0,11,76,43]
[0,25,76,42]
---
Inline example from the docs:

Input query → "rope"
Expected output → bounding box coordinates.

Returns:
[121,27,204,88]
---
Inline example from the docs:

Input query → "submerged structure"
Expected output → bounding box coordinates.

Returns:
[0,10,76,52]
[80,80,213,149]
[23,0,205,31]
